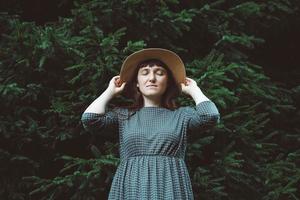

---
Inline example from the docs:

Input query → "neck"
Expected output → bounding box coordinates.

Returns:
[142,96,161,107]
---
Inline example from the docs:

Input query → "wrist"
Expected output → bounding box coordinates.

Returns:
[189,87,210,104]
[189,86,202,97]
[104,89,115,99]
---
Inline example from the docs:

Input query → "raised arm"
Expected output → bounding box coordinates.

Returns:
[181,77,221,133]
[81,89,117,134]
[184,100,220,133]
[81,75,126,134]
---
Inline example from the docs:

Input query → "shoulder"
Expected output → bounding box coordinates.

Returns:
[109,106,128,115]
[111,106,127,112]
[109,106,132,120]
[175,105,201,118]
[174,105,191,114]
[165,106,191,118]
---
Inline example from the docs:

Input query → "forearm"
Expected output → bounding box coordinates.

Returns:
[83,89,115,114]
[189,87,211,105]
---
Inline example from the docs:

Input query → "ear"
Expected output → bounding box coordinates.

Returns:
[137,83,139,87]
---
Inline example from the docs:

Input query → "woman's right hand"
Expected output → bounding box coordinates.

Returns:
[106,75,127,97]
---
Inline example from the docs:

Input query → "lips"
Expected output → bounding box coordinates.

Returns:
[147,85,157,87]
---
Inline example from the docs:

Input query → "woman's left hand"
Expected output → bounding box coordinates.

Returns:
[181,77,200,96]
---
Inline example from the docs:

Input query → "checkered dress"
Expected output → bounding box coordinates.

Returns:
[81,100,220,200]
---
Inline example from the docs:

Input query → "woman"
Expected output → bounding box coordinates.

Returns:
[81,48,220,199]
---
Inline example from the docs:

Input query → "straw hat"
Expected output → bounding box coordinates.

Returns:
[119,48,186,87]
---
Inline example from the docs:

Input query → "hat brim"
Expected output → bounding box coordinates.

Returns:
[119,48,186,85]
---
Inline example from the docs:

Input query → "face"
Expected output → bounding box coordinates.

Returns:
[136,64,168,99]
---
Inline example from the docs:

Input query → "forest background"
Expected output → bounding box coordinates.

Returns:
[0,0,299,199]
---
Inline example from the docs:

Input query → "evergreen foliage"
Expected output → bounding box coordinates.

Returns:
[0,0,299,199]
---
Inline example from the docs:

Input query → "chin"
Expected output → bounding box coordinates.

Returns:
[146,94,164,99]
[141,88,166,97]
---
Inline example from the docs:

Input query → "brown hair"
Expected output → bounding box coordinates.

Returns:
[112,59,181,119]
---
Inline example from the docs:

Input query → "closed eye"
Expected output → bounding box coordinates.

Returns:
[140,69,165,75]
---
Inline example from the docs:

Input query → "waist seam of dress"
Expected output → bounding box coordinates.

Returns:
[121,154,183,161]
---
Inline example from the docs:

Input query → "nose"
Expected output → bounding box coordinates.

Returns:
[149,71,156,82]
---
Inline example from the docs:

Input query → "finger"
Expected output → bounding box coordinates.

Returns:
[114,81,118,85]
[121,82,126,89]
[118,81,123,87]
[114,81,120,87]
[114,79,119,86]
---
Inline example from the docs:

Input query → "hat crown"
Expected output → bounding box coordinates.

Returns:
[119,48,186,89]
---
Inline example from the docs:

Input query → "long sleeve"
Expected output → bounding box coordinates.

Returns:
[81,108,119,136]
[184,100,220,133]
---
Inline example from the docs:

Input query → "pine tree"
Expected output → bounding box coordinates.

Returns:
[0,0,299,199]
